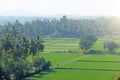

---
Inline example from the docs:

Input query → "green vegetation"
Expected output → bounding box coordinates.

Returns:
[44,38,80,52]
[1,16,120,38]
[25,38,120,80]
[0,25,51,80]
[26,54,120,80]
[79,35,97,54]
[1,16,120,80]
[104,40,119,54]
[26,69,118,80]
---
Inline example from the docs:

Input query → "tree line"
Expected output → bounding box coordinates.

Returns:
[0,16,120,38]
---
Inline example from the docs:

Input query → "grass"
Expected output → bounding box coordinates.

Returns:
[40,53,83,66]
[26,38,120,80]
[26,69,118,80]
[26,54,120,80]
[80,54,120,61]
[44,38,80,52]
[60,59,120,70]
[44,38,107,52]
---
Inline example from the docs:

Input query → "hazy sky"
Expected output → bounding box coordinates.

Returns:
[0,0,120,16]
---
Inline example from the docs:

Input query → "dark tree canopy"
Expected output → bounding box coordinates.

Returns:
[0,24,50,80]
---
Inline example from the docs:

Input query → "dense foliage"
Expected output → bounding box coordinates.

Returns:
[0,16,120,38]
[0,26,51,80]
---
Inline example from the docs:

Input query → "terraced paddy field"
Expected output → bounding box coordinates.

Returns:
[43,38,81,52]
[43,38,117,52]
[26,54,120,80]
[26,38,120,80]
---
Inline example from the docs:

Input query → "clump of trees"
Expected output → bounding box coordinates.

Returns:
[0,25,51,80]
[79,35,120,54]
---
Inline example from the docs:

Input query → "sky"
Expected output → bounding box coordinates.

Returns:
[0,0,120,16]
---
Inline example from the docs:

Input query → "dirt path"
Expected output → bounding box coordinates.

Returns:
[52,55,90,68]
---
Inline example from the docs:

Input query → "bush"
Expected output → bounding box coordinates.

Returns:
[33,57,45,71]
[88,50,104,54]
[68,50,80,53]
[42,61,51,71]
[33,57,51,71]
[0,56,32,80]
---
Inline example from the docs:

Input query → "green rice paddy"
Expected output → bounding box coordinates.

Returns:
[26,38,120,80]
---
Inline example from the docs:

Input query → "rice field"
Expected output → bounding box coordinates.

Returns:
[26,38,120,80]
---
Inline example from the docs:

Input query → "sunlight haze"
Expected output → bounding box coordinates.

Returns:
[0,0,120,16]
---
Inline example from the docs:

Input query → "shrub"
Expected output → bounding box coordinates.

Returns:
[33,57,46,71]
[88,50,104,54]
[42,61,51,71]
[33,57,51,71]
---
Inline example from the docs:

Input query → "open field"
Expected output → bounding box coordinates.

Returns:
[26,38,120,80]
[44,38,104,52]
[26,54,120,80]
[26,69,118,80]
[59,55,120,70]
[44,38,81,52]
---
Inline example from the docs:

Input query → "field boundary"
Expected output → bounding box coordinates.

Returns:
[77,60,120,63]
[55,67,120,72]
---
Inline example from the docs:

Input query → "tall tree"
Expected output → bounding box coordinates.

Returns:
[79,35,97,54]
[103,41,119,54]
